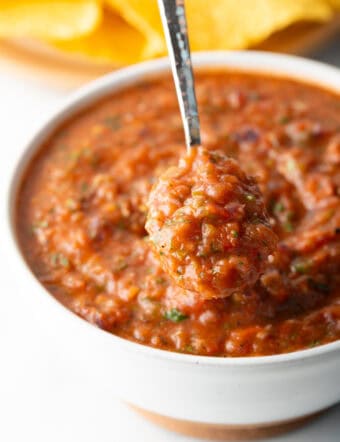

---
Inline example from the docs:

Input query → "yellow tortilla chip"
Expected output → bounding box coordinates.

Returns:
[1,0,338,65]
[107,0,334,53]
[327,0,340,6]
[0,0,100,40]
[106,0,165,57]
[54,8,147,65]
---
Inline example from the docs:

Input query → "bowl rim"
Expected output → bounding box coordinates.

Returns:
[7,50,340,367]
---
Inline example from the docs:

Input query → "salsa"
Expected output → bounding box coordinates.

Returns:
[17,71,340,356]
[146,146,278,298]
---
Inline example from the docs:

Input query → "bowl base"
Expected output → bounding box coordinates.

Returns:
[128,403,326,440]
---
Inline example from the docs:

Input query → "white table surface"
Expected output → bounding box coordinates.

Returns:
[1,42,340,442]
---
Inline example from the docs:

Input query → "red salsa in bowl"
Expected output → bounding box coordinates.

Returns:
[17,71,340,357]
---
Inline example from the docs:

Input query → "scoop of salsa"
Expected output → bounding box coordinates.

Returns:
[146,147,278,298]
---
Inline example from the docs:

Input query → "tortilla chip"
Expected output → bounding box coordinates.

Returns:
[107,0,334,53]
[1,0,338,65]
[105,0,165,57]
[327,0,340,6]
[0,1,100,40]
[54,8,147,64]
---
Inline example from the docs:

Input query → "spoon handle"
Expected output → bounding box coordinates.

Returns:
[158,0,201,151]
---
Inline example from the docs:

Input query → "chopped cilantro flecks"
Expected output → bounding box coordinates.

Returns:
[309,340,321,348]
[251,217,262,224]
[278,115,291,125]
[32,219,48,231]
[209,152,225,164]
[103,115,122,131]
[59,255,70,267]
[50,253,69,268]
[114,260,128,272]
[291,260,310,274]
[282,211,296,232]
[69,150,81,161]
[273,201,285,214]
[80,182,89,193]
[210,242,222,253]
[283,221,294,233]
[164,308,188,323]
[50,253,58,266]
[184,344,194,353]
[116,220,126,230]
[155,277,167,285]
[231,230,239,238]
[248,91,260,101]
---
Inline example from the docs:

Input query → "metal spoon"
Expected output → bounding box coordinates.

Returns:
[158,0,201,152]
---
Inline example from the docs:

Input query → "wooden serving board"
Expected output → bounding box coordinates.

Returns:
[129,403,327,441]
[0,15,339,91]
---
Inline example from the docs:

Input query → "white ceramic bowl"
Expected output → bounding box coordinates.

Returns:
[6,51,340,438]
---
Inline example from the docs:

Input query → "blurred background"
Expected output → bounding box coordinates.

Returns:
[1,2,340,442]
[0,0,340,90]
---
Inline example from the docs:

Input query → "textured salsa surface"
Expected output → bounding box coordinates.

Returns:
[17,72,340,356]
[146,146,278,299]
